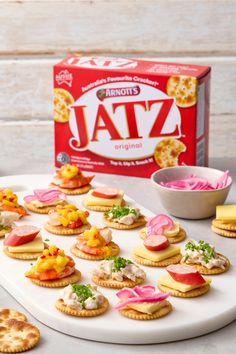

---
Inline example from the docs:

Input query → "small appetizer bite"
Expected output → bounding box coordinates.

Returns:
[103,206,146,230]
[50,164,94,195]
[140,214,186,243]
[115,285,172,320]
[3,225,47,260]
[0,211,20,237]
[25,245,81,287]
[212,204,236,238]
[44,204,90,235]
[83,187,124,212]
[24,187,67,214]
[70,226,120,260]
[158,264,211,298]
[132,235,181,267]
[92,256,146,288]
[0,189,27,217]
[181,240,230,275]
[55,284,109,317]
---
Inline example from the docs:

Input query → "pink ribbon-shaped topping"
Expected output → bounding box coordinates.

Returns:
[146,214,174,237]
[160,171,230,191]
[24,187,66,204]
[115,285,169,310]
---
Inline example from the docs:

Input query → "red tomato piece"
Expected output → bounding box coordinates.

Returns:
[144,235,169,251]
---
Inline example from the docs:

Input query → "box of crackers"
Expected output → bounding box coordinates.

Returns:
[53,55,211,178]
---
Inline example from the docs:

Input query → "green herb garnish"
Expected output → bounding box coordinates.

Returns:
[104,206,137,219]
[185,240,215,264]
[72,284,95,308]
[105,256,132,272]
[44,238,50,242]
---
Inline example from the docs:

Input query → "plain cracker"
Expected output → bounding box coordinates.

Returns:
[0,319,40,353]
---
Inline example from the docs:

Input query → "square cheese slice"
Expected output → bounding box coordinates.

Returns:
[8,235,44,253]
[132,245,180,262]
[158,274,211,292]
[216,205,236,222]
[84,190,124,207]
[127,300,167,314]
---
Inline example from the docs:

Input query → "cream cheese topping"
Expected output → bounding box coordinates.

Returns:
[92,259,146,282]
[107,208,140,225]
[60,285,104,310]
[0,211,20,227]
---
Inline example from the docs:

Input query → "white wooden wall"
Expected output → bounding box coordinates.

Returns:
[0,0,236,158]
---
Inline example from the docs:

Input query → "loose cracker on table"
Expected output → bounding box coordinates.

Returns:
[118,301,172,321]
[0,309,27,325]
[55,298,109,317]
[0,319,40,353]
[29,269,81,288]
[102,215,146,230]
[157,283,210,298]
[49,183,92,195]
[180,254,230,275]
[132,253,182,267]
[44,222,91,236]
[70,242,120,260]
[211,225,236,238]
[24,201,67,214]
[139,227,186,244]
[92,275,145,289]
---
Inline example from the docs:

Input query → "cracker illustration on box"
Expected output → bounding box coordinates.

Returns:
[154,138,186,168]
[166,75,197,108]
[54,88,74,123]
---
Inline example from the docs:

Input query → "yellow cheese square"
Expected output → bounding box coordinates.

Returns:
[158,274,211,292]
[128,300,167,314]
[8,235,44,253]
[132,245,180,262]
[84,190,124,207]
[216,205,236,222]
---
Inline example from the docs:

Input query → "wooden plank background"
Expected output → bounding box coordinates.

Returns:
[0,0,235,158]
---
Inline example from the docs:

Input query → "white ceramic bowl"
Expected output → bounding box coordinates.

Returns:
[151,166,232,219]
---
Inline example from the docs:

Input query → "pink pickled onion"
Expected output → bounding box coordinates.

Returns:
[160,171,230,191]
[146,214,174,237]
[115,285,169,310]
[24,188,66,204]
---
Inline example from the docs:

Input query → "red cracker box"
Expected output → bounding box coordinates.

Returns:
[53,55,211,178]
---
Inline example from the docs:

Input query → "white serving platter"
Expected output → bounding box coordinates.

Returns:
[0,174,236,344]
